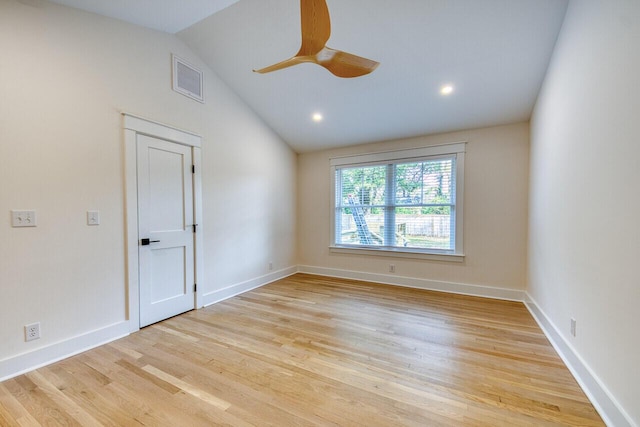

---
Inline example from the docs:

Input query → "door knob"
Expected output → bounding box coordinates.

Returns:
[140,238,160,246]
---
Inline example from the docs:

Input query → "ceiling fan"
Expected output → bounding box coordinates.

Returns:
[254,0,379,78]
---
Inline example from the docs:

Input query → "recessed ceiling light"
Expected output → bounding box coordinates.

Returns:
[440,85,454,96]
[312,113,324,122]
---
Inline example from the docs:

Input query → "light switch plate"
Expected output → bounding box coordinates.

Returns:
[87,211,100,226]
[11,210,37,227]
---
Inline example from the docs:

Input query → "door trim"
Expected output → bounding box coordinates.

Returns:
[123,113,204,333]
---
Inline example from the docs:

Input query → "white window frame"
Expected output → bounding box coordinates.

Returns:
[330,142,466,262]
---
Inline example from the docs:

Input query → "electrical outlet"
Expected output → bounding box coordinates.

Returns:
[570,318,576,337]
[269,262,273,271]
[11,210,37,227]
[389,264,396,273]
[25,322,40,342]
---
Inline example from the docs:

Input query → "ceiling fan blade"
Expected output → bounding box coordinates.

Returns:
[253,56,309,74]
[317,48,380,78]
[298,0,331,56]
[254,0,379,78]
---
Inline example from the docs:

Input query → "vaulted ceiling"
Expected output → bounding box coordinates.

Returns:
[48,0,569,152]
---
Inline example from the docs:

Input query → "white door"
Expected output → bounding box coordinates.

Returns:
[137,134,195,327]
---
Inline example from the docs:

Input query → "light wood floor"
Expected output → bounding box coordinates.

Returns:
[0,274,604,426]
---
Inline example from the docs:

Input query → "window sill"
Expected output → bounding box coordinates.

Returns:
[329,246,465,262]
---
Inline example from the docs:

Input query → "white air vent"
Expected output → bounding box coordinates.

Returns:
[172,55,204,103]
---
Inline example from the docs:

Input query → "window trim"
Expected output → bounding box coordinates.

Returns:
[330,142,466,260]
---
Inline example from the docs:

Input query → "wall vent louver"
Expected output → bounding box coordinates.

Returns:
[172,55,204,103]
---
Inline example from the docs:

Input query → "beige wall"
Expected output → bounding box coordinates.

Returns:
[298,122,529,292]
[0,0,296,369]
[529,0,640,424]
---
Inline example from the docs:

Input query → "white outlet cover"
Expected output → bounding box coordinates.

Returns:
[25,322,40,341]
[87,210,100,226]
[11,210,37,227]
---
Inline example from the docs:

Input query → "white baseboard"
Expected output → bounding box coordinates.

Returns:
[0,321,130,382]
[298,265,525,301]
[524,294,635,427]
[202,266,298,307]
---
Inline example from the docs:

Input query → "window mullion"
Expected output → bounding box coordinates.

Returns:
[384,164,395,246]
[335,169,342,244]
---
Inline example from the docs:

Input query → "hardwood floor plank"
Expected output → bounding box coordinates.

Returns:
[0,274,604,426]
[25,370,102,426]
[0,382,42,427]
[141,364,231,410]
[4,376,81,426]
[42,365,140,427]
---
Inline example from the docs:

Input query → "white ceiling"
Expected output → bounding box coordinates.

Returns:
[48,0,569,152]
[48,0,239,33]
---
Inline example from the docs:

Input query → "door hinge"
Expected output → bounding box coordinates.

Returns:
[192,224,198,233]
[192,165,195,174]
[194,283,197,292]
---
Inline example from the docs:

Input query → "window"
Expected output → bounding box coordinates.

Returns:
[331,143,465,258]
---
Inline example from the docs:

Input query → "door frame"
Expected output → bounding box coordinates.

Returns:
[123,113,204,333]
